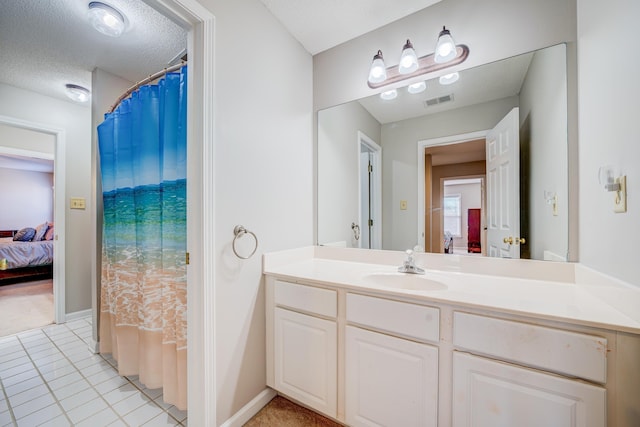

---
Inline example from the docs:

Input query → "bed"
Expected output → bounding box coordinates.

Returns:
[0,226,54,285]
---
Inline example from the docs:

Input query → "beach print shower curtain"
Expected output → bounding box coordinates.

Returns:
[97,66,187,410]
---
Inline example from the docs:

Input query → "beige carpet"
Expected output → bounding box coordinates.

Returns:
[0,279,54,337]
[244,396,342,427]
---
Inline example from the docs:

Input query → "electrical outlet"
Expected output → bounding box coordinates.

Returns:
[613,176,626,213]
[70,197,86,210]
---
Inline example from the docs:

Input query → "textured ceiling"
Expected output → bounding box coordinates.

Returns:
[0,0,187,104]
[259,0,442,54]
[0,0,444,105]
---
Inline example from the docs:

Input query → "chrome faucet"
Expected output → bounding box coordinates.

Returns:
[398,249,425,274]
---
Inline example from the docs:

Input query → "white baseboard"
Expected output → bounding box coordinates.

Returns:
[220,388,276,427]
[63,309,92,322]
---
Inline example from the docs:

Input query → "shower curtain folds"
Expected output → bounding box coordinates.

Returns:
[97,66,187,410]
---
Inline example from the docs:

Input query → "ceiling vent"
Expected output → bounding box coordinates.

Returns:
[424,93,454,107]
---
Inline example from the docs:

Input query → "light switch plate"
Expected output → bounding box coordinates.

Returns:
[400,200,408,210]
[70,197,86,210]
[613,176,626,213]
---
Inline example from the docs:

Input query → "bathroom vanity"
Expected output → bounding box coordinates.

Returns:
[263,246,640,427]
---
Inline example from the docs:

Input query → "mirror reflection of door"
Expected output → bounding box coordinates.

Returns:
[486,107,520,259]
[358,132,382,249]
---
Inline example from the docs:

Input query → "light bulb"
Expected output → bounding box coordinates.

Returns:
[434,26,457,64]
[407,81,426,94]
[368,50,387,84]
[439,72,459,85]
[380,89,397,100]
[398,40,419,74]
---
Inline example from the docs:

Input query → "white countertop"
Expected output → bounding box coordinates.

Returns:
[263,246,640,334]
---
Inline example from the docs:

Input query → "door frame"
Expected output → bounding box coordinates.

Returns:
[440,175,485,254]
[417,130,488,250]
[139,0,215,424]
[0,115,66,324]
[357,131,382,249]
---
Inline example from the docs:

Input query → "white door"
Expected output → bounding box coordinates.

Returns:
[486,108,520,258]
[345,326,438,427]
[452,352,606,427]
[274,307,337,418]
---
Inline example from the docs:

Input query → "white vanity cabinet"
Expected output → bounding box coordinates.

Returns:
[345,293,439,427]
[452,312,607,427]
[269,280,338,418]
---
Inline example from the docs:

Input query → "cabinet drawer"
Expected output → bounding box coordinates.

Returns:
[347,293,439,343]
[274,280,337,318]
[453,312,607,383]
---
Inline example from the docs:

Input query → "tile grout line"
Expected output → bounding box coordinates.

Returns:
[0,374,18,426]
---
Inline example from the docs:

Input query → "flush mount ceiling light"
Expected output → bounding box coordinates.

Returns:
[65,84,91,103]
[87,1,126,37]
[407,81,427,94]
[380,89,398,100]
[367,26,468,89]
[439,71,459,85]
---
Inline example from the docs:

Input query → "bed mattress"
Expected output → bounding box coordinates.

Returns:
[0,237,54,270]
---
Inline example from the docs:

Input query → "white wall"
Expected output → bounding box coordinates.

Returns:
[519,44,569,261]
[0,168,53,229]
[0,83,91,314]
[381,96,518,250]
[577,0,640,287]
[313,0,577,111]
[318,102,381,246]
[192,0,314,424]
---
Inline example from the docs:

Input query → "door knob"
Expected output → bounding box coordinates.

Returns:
[503,236,513,245]
[515,237,526,245]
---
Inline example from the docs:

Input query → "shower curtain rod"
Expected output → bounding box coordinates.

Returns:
[107,61,187,113]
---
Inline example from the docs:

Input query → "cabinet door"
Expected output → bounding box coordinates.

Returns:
[452,352,606,427]
[345,326,438,427]
[274,307,337,417]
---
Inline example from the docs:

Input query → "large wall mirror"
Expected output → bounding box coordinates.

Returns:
[318,43,569,261]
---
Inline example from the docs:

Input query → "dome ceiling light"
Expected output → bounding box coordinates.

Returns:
[87,1,127,37]
[65,84,91,103]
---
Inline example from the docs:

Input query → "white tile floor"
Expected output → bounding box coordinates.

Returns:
[0,317,188,426]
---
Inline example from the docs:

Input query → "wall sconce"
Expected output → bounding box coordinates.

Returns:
[599,165,627,213]
[367,26,469,89]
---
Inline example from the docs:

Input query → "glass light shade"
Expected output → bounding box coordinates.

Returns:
[398,40,419,74]
[88,2,126,37]
[434,26,457,63]
[65,84,91,103]
[439,72,459,85]
[368,50,387,84]
[407,81,427,94]
[380,89,397,100]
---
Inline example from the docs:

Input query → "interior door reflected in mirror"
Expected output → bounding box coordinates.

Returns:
[318,43,569,261]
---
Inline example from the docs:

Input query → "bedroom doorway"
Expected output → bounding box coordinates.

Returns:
[0,116,66,328]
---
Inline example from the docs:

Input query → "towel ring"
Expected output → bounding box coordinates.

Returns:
[232,225,258,259]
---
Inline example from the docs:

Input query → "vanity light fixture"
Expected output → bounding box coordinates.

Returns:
[399,40,419,74]
[407,81,427,94]
[65,84,91,103]
[368,50,387,84]
[434,26,457,63]
[87,1,126,37]
[367,26,469,89]
[380,89,398,100]
[439,71,459,85]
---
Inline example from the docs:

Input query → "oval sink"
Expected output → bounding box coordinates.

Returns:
[362,272,447,291]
